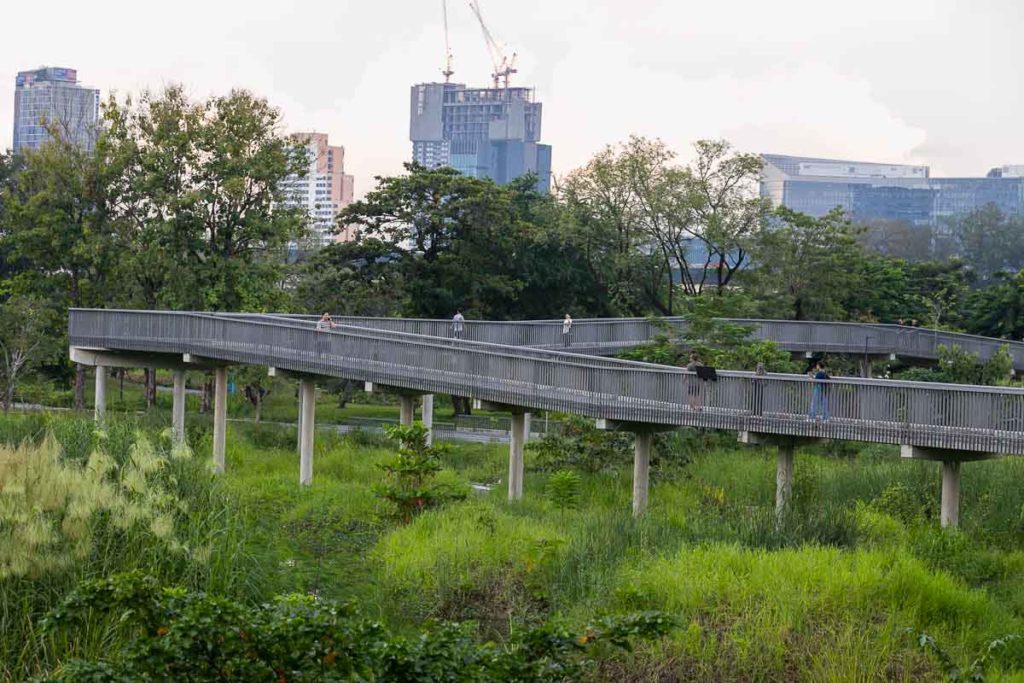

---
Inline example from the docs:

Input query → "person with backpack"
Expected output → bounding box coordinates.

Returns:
[808,360,831,420]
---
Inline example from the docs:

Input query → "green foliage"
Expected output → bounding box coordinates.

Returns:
[546,470,582,513]
[375,423,465,522]
[40,572,673,683]
[526,414,632,474]
[909,630,1020,683]
[898,344,1013,386]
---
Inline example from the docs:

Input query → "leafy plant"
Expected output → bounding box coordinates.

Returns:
[527,414,632,474]
[374,423,465,522]
[908,629,1020,682]
[40,572,675,682]
[546,470,582,513]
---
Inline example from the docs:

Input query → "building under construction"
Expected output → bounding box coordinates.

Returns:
[410,82,551,192]
[409,1,552,192]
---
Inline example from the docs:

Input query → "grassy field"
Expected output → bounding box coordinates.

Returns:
[4,411,1024,680]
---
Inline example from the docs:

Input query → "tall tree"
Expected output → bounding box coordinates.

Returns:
[748,207,865,320]
[937,204,1024,282]
[105,86,307,313]
[966,269,1024,339]
[2,127,122,408]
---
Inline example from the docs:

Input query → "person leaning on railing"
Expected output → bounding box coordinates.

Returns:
[316,312,337,356]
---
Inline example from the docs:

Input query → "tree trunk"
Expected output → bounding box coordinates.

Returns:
[4,382,14,412]
[200,379,212,413]
[144,369,157,410]
[74,364,86,411]
[254,394,262,424]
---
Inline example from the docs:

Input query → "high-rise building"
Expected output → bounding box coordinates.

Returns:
[410,82,552,192]
[280,132,355,247]
[13,67,99,153]
[761,153,1024,225]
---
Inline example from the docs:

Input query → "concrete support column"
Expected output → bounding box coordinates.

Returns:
[399,395,415,427]
[296,387,304,453]
[212,367,227,474]
[633,432,653,517]
[172,370,186,444]
[508,412,526,501]
[941,460,961,529]
[422,394,434,446]
[776,445,795,518]
[523,412,532,444]
[299,379,316,486]
[94,366,107,425]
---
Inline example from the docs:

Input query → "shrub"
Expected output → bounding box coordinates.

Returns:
[527,414,632,474]
[374,423,465,523]
[546,470,582,513]
[40,572,673,682]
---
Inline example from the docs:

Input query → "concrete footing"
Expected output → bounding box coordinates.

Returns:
[94,366,107,425]
[299,379,316,486]
[212,366,227,474]
[172,370,186,444]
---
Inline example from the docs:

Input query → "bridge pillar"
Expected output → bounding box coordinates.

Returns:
[94,366,107,426]
[172,370,186,444]
[422,394,434,446]
[509,412,526,501]
[299,379,316,486]
[633,432,652,517]
[941,461,960,529]
[212,366,227,474]
[474,399,531,501]
[597,419,676,516]
[399,396,415,427]
[364,383,433,443]
[523,412,532,444]
[738,432,820,519]
[900,445,1000,529]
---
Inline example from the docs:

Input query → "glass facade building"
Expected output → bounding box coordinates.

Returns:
[13,67,99,153]
[409,82,552,192]
[761,153,1024,225]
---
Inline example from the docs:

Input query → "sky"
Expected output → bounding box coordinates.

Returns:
[2,0,1022,196]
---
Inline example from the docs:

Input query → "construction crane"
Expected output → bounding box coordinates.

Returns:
[441,0,455,82]
[468,0,517,89]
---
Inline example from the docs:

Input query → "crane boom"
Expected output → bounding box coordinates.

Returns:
[441,0,454,81]
[468,0,517,88]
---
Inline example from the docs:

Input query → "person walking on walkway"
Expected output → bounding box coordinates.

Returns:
[686,352,703,411]
[451,310,465,340]
[808,361,831,420]
[562,313,573,348]
[751,361,767,416]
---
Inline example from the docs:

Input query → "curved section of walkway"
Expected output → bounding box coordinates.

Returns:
[246,314,1024,370]
[70,309,1024,455]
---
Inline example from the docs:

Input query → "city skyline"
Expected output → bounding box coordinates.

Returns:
[2,0,1023,197]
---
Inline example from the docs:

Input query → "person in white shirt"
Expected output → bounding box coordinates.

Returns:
[452,311,465,339]
[562,313,573,347]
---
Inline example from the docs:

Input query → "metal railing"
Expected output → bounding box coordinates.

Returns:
[69,309,1024,455]
[244,314,1024,369]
